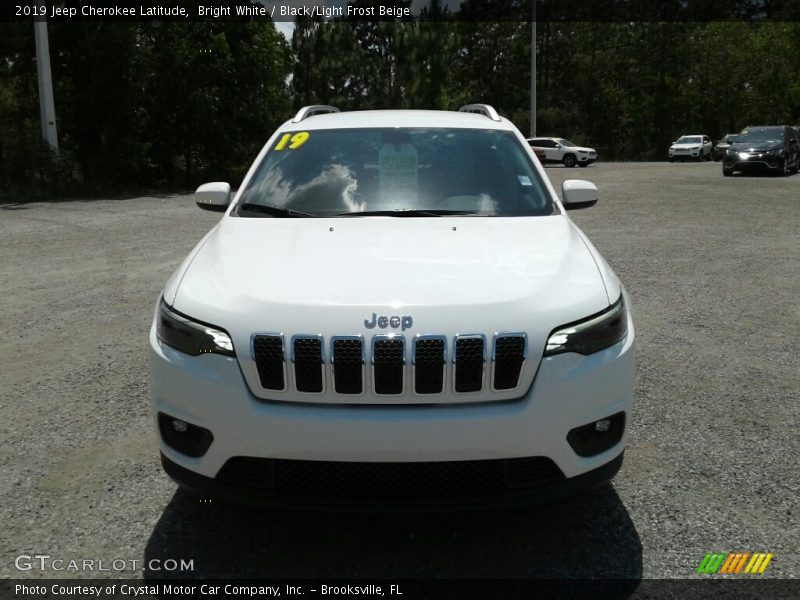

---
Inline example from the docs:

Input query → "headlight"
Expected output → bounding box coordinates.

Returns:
[156,299,235,357]
[691,146,699,150]
[544,295,627,356]
[767,148,783,156]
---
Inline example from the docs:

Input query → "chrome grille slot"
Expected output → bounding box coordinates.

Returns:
[493,334,527,390]
[293,336,324,393]
[413,337,446,394]
[252,334,286,390]
[454,336,485,393]
[332,337,364,394]
[372,336,405,395]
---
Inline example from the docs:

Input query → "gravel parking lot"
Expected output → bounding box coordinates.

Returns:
[1,162,798,581]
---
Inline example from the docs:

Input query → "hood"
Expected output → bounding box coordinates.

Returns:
[729,140,783,152]
[174,215,609,332]
[172,215,612,401]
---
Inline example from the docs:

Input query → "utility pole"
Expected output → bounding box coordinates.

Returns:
[530,0,536,137]
[34,16,59,153]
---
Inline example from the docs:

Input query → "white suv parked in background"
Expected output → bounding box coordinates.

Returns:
[150,104,635,510]
[668,135,713,161]
[527,137,598,167]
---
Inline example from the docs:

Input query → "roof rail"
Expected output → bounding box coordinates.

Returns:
[458,104,501,122]
[292,105,340,123]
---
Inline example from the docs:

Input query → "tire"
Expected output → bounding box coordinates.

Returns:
[780,158,789,176]
[669,158,674,163]
[792,154,799,174]
[563,154,577,168]
[723,166,733,177]
[578,162,588,168]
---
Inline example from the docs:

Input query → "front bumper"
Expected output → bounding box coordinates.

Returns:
[149,303,635,508]
[669,149,702,159]
[161,451,624,511]
[723,152,783,171]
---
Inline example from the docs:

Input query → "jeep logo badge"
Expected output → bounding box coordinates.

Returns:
[364,312,413,331]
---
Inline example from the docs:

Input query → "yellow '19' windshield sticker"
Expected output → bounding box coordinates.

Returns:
[274,131,310,151]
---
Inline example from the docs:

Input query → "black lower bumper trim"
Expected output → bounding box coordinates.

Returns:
[160,451,624,512]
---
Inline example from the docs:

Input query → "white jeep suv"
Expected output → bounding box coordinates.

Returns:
[668,135,713,161]
[150,104,635,510]
[527,137,598,167]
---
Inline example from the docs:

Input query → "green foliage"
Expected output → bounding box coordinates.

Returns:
[291,19,800,161]
[0,20,292,199]
[2,18,800,200]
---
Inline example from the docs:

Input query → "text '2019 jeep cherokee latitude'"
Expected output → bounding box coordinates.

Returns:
[149,104,635,510]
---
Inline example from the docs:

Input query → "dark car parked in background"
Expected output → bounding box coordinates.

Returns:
[712,134,738,161]
[722,126,799,176]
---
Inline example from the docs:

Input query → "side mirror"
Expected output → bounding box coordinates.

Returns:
[562,179,598,211]
[554,143,561,148]
[195,182,231,212]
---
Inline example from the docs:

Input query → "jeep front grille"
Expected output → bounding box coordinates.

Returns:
[251,333,528,399]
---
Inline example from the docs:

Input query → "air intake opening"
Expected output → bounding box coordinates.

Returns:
[293,337,323,393]
[373,337,404,395]
[252,335,285,390]
[454,336,485,393]
[493,335,526,390]
[332,338,363,394]
[414,337,445,394]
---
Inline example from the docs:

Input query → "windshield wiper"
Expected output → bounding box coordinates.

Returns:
[238,203,314,218]
[336,209,478,217]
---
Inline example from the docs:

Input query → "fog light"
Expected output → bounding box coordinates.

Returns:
[567,412,625,457]
[158,413,214,457]
[595,419,611,432]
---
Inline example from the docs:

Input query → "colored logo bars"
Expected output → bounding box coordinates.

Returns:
[697,552,773,575]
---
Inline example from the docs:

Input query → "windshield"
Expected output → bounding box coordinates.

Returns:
[237,128,555,217]
[735,128,783,144]
[676,136,701,144]
[556,138,576,147]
